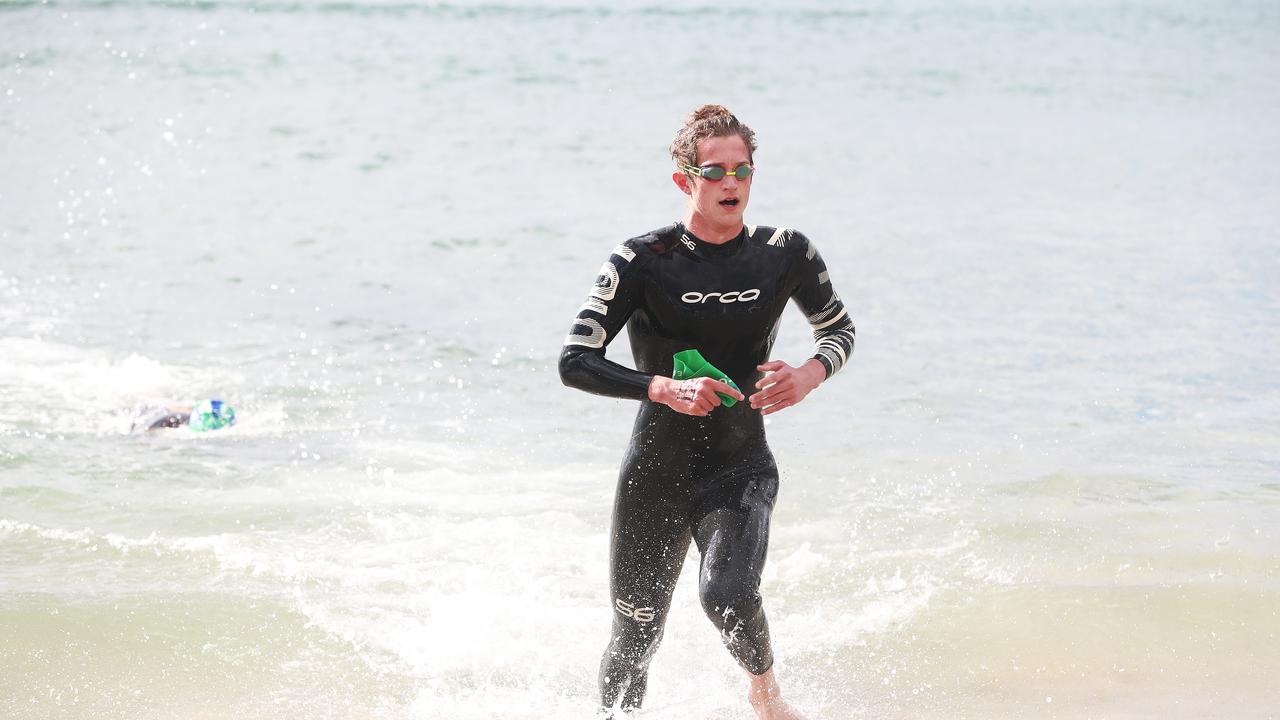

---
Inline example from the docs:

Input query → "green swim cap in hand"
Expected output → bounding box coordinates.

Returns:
[672,349,741,407]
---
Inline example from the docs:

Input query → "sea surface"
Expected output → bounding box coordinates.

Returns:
[2,0,1278,718]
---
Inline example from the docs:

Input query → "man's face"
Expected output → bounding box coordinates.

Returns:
[674,134,753,228]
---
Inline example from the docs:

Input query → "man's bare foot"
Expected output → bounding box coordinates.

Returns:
[751,698,806,720]
[747,667,807,720]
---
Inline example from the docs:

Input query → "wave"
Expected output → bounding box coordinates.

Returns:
[0,0,876,20]
[0,335,292,437]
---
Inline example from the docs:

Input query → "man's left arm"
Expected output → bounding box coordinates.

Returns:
[748,232,856,415]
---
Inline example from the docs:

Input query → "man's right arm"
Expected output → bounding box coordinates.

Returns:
[558,241,744,413]
[557,242,655,400]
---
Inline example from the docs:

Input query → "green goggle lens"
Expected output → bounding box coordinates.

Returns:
[683,163,754,181]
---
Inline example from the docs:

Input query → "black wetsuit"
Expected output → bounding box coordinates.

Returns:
[558,222,855,713]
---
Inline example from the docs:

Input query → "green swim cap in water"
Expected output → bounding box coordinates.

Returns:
[189,399,236,432]
[672,349,741,407]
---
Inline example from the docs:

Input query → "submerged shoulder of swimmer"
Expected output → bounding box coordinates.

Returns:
[130,399,237,434]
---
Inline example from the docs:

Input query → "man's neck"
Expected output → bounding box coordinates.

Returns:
[682,213,744,245]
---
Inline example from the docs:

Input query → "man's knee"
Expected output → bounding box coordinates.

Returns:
[609,598,666,660]
[698,572,761,624]
[613,597,660,625]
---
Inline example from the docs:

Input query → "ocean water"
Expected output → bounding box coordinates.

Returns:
[2,0,1279,717]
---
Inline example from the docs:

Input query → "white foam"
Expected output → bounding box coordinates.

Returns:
[0,336,289,437]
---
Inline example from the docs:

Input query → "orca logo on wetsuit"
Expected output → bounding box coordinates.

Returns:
[681,289,762,304]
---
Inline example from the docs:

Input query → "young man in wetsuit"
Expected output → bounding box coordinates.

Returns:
[559,105,856,720]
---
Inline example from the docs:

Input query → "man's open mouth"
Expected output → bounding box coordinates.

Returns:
[719,198,739,207]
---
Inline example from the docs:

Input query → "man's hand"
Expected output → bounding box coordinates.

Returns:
[749,359,825,416]
[648,376,745,417]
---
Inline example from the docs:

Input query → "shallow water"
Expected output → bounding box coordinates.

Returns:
[2,0,1279,717]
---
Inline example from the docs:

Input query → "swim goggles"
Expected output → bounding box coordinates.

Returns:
[678,162,754,181]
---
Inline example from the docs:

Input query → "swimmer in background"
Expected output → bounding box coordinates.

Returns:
[130,399,236,433]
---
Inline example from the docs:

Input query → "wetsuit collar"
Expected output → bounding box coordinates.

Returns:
[677,223,747,259]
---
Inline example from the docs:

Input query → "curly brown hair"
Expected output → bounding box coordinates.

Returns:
[669,104,758,171]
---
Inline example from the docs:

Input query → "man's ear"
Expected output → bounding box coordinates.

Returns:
[671,171,692,196]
